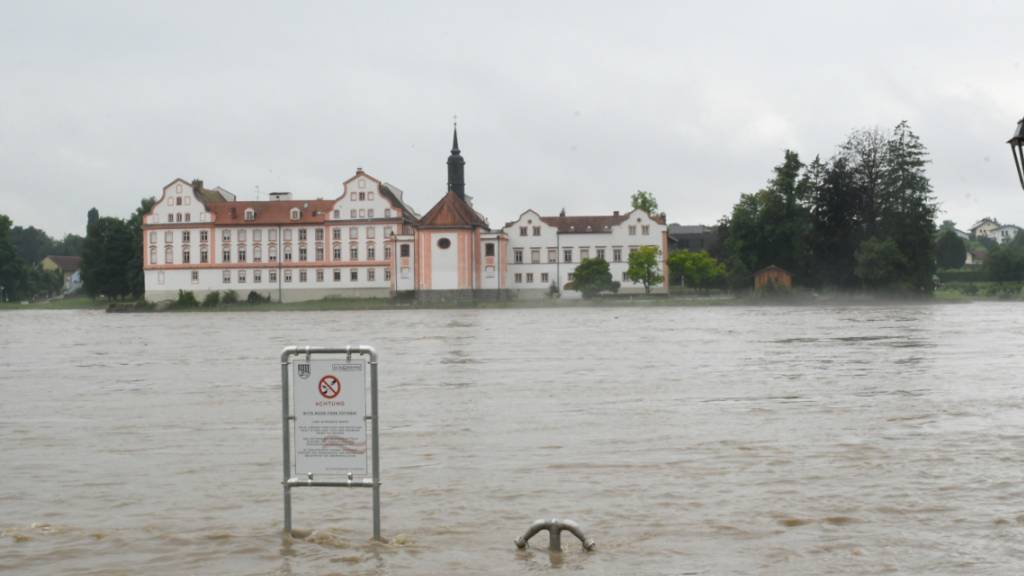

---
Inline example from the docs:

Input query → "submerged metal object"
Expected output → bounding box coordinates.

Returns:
[514,518,595,551]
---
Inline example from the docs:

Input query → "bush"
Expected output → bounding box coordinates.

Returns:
[246,291,270,304]
[172,290,199,308]
[202,291,221,307]
[960,283,978,296]
[937,269,988,283]
[221,290,239,304]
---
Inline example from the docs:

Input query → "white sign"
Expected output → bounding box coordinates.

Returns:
[292,358,368,476]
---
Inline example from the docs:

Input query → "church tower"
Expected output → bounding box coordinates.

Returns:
[447,126,465,199]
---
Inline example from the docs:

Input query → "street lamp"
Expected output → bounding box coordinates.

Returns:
[1010,116,1024,192]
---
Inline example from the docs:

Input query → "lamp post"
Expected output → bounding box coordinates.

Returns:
[1010,116,1024,192]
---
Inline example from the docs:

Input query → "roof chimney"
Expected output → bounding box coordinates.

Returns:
[613,210,620,216]
[191,179,204,195]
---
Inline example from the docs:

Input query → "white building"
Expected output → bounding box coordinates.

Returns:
[142,129,668,302]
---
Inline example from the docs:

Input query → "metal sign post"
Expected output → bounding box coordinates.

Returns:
[280,345,381,540]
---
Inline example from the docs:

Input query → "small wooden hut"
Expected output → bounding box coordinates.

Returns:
[753,265,792,290]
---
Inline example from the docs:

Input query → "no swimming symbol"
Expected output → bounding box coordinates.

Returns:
[318,375,341,399]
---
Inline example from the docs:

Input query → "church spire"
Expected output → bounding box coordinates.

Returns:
[447,123,465,200]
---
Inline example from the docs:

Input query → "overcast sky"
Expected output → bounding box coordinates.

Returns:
[3,1,1024,237]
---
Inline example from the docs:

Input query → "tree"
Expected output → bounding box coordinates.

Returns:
[986,236,1024,281]
[630,190,659,215]
[569,257,618,298]
[935,229,967,269]
[668,250,725,291]
[626,246,663,294]
[52,233,86,257]
[0,214,28,301]
[9,225,54,265]
[82,216,134,298]
[854,237,907,288]
[127,197,156,297]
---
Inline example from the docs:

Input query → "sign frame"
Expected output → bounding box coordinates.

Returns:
[280,345,381,540]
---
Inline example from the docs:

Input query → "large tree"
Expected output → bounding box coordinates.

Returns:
[0,215,28,301]
[127,197,156,297]
[9,225,54,265]
[626,246,663,294]
[569,257,618,298]
[935,229,967,270]
[82,215,134,298]
[630,190,659,215]
[668,250,725,291]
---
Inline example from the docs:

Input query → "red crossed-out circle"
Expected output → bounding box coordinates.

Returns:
[318,375,341,399]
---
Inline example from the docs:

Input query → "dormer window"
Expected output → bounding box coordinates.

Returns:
[244,208,255,221]
[290,208,300,221]
[332,210,340,219]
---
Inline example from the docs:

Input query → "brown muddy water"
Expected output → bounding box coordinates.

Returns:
[1,304,1024,575]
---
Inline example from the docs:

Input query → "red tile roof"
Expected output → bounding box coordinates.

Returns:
[539,214,629,234]
[207,199,336,225]
[418,191,489,228]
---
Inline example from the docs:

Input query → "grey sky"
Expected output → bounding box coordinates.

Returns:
[3,1,1023,238]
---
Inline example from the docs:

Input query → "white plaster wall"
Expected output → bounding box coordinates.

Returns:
[147,180,211,225]
[430,233,458,289]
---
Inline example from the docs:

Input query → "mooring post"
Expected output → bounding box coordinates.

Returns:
[515,518,595,552]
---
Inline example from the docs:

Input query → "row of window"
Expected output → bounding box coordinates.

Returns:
[153,243,395,265]
[512,271,635,285]
[213,267,391,285]
[512,246,640,264]
[152,225,396,245]
[516,224,652,236]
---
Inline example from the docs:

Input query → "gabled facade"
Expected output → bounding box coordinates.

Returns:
[141,128,667,302]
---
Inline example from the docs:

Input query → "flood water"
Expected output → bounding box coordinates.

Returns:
[2,303,1024,575]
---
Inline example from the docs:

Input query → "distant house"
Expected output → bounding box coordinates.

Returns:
[753,265,792,290]
[995,225,1021,244]
[667,224,721,256]
[41,255,82,293]
[970,217,1001,240]
[965,249,987,267]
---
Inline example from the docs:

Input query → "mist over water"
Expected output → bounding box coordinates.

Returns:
[2,304,1024,575]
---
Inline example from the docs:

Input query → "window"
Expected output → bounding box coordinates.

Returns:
[368,209,374,218]
[182,231,191,243]
[359,192,365,201]
[350,245,359,260]
[519,226,528,236]
[268,229,277,241]
[269,270,277,283]
[184,213,190,223]
[367,226,375,239]
[284,270,292,283]
[299,247,307,261]
[333,210,340,219]
[514,273,523,283]
[564,248,573,263]
[182,247,191,264]
[268,247,277,262]
[568,273,575,281]
[349,227,358,239]
[541,272,549,283]
[316,269,324,282]
[238,248,246,262]
[547,248,557,263]
[384,208,391,218]
[176,197,182,205]
[485,243,495,257]
[367,191,374,201]
[532,226,541,236]
[254,246,262,262]
[526,273,534,283]
[333,247,342,260]
[299,270,307,283]
[400,244,410,258]
[384,268,391,281]
[223,270,231,284]
[238,270,246,283]
[290,208,300,221]
[642,225,650,235]
[223,229,231,241]
[164,246,174,264]
[596,247,606,260]
[513,248,523,263]
[384,245,391,260]
[222,249,231,262]
[350,209,357,218]
[580,247,590,260]
[613,247,622,262]
[367,245,376,260]
[332,228,341,241]
[200,249,208,263]
[622,271,629,282]
[149,245,156,264]
[299,229,307,241]
[350,269,359,281]
[244,208,255,221]
[629,225,637,235]
[191,271,199,284]
[167,214,173,223]
[283,246,292,261]
[284,229,292,241]
[333,269,342,281]
[315,247,324,261]
[384,225,393,237]
[176,213,182,223]
[254,270,262,283]
[437,237,451,249]
[531,248,540,263]
[200,230,209,242]
[165,231,173,243]
[359,209,366,218]
[368,268,376,281]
